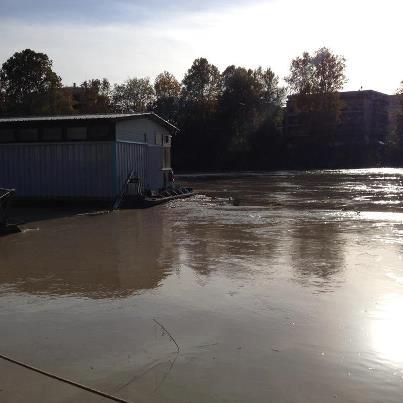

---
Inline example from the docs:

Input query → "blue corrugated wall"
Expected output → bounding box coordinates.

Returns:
[115,142,147,194]
[0,142,115,199]
[146,146,164,191]
[116,142,164,193]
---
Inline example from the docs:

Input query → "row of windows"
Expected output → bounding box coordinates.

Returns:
[0,126,172,145]
[120,132,170,145]
[0,125,112,143]
[154,133,171,146]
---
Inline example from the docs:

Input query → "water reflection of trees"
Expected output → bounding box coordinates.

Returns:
[0,208,177,299]
[176,212,346,292]
[0,197,348,298]
[174,207,283,282]
[290,221,345,290]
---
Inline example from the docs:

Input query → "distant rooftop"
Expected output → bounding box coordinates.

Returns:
[287,89,393,99]
[339,89,391,97]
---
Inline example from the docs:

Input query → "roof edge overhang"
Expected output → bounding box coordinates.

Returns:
[0,112,180,134]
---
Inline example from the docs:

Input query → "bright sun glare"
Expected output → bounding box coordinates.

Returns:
[372,294,403,365]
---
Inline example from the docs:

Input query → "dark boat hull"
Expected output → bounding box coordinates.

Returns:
[123,188,194,209]
[142,191,194,207]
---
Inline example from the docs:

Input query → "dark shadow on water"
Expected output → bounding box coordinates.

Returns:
[0,207,177,299]
[9,199,112,225]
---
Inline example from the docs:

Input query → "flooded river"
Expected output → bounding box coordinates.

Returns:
[1,169,403,402]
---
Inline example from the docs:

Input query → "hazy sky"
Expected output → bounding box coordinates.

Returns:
[0,0,402,94]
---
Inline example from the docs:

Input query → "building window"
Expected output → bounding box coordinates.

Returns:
[0,129,15,143]
[66,126,87,141]
[164,135,171,145]
[18,128,39,142]
[155,133,163,146]
[88,125,110,140]
[42,127,63,141]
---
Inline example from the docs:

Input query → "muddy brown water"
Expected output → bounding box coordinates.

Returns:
[1,169,403,402]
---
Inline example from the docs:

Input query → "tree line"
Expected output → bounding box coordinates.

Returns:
[1,48,402,170]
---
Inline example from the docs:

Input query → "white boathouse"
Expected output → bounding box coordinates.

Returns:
[0,113,178,200]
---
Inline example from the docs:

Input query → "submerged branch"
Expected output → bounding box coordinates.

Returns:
[153,319,180,353]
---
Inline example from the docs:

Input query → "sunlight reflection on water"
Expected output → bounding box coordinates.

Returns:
[372,294,403,366]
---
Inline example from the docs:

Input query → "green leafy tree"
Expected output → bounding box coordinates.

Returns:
[285,47,347,143]
[0,49,73,115]
[154,71,181,99]
[175,58,222,170]
[181,58,221,105]
[286,47,346,95]
[220,66,262,154]
[153,72,181,122]
[219,66,285,168]
[112,77,155,113]
[253,67,286,110]
[74,78,112,114]
[175,58,286,170]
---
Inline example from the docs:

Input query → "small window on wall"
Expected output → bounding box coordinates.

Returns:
[18,128,39,142]
[88,125,110,140]
[164,135,171,145]
[155,133,163,145]
[42,127,63,141]
[143,133,148,143]
[66,126,87,141]
[0,129,15,143]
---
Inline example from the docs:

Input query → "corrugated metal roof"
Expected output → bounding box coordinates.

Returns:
[0,113,140,122]
[0,113,179,132]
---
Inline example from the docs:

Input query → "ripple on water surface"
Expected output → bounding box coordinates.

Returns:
[1,169,403,402]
